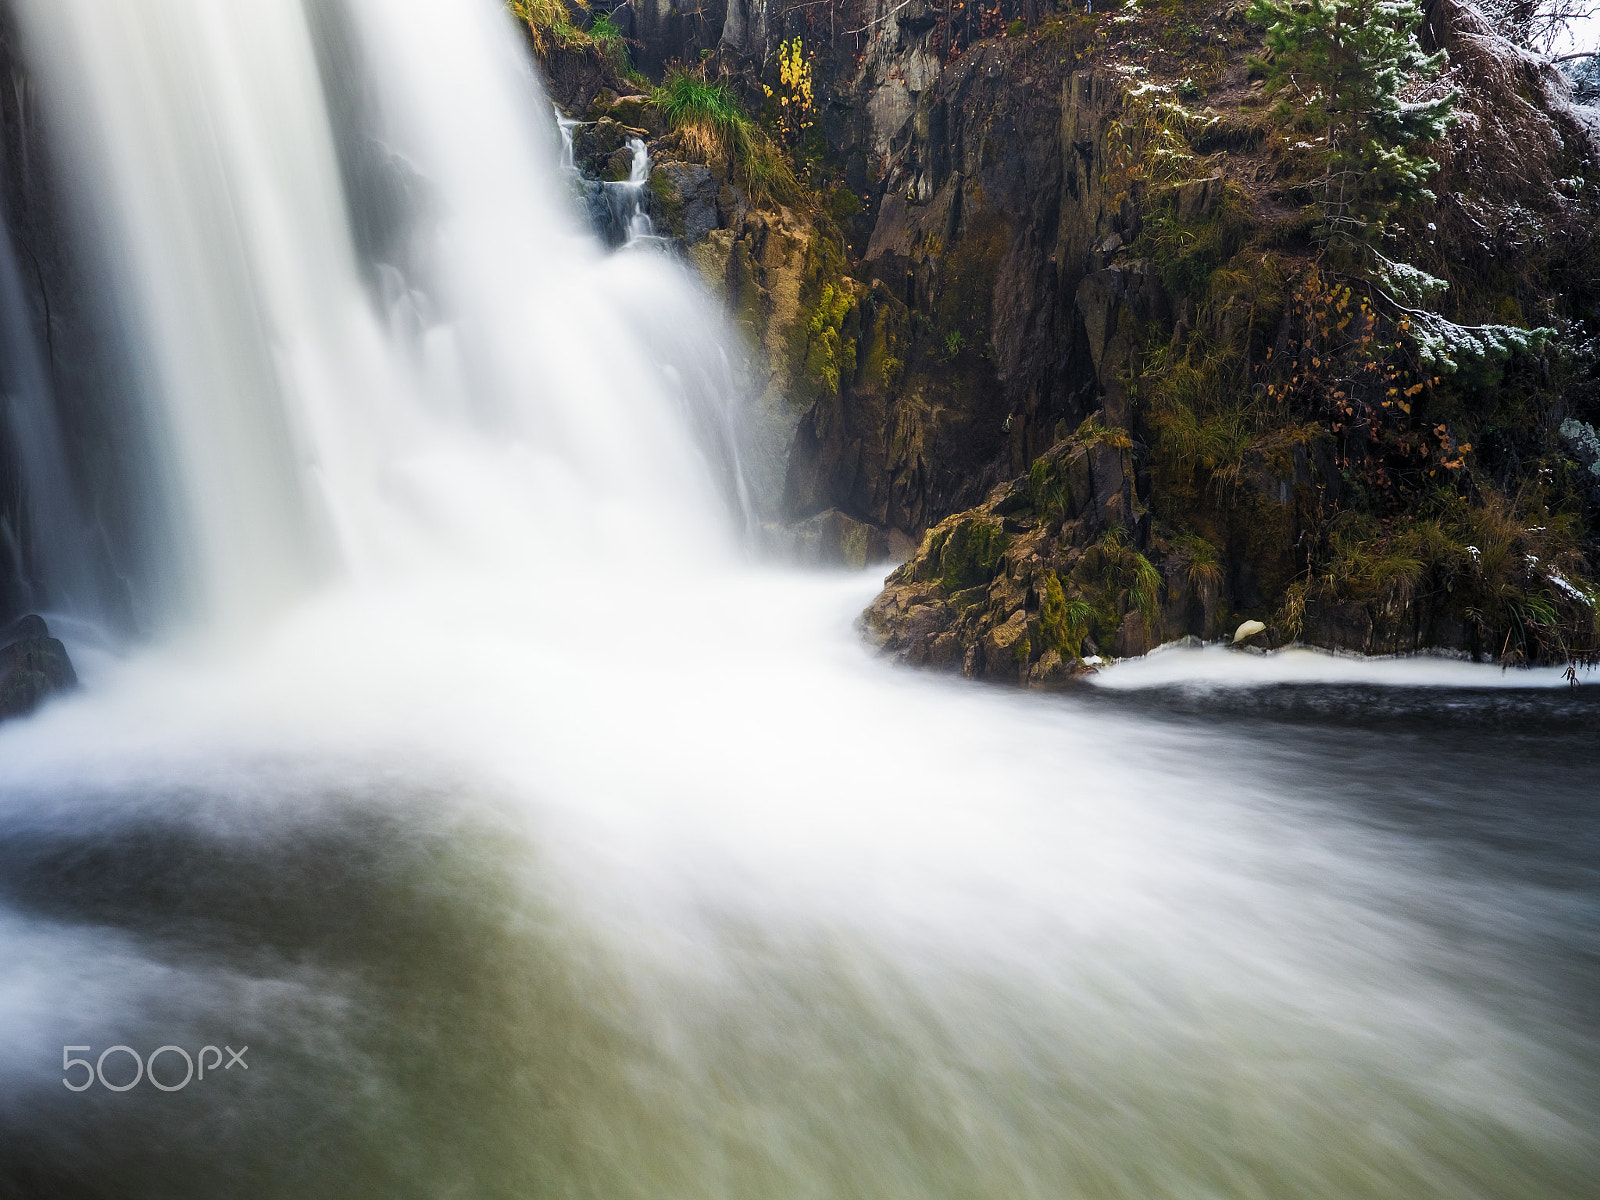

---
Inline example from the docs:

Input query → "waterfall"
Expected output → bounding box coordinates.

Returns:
[608,137,664,249]
[556,106,580,172]
[8,0,751,639]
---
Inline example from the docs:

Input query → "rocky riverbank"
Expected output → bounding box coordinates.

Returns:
[529,0,1600,667]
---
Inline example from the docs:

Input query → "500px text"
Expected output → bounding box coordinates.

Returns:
[63,1045,248,1092]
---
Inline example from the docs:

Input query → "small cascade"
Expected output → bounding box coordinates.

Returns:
[554,105,579,173]
[560,119,666,250]
[602,138,663,250]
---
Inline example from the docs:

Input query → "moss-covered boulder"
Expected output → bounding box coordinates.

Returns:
[863,416,1164,683]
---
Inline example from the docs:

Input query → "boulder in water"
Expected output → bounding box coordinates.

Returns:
[773,509,890,569]
[0,615,78,720]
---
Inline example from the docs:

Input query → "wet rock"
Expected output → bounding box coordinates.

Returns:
[569,117,649,178]
[778,508,890,569]
[648,161,719,244]
[982,609,1032,682]
[1075,261,1169,427]
[0,614,77,721]
[1111,610,1154,658]
[606,94,663,136]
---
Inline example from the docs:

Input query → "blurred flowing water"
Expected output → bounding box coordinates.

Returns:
[0,1,1595,1198]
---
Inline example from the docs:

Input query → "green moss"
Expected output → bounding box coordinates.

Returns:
[1039,574,1096,659]
[857,294,908,395]
[828,186,864,221]
[948,584,989,611]
[647,171,686,231]
[802,282,858,397]
[1073,413,1134,451]
[938,518,1009,592]
[1012,633,1032,664]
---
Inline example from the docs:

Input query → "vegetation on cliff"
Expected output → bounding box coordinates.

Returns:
[528,0,1600,669]
[652,70,799,203]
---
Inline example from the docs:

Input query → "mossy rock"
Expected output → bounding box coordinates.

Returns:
[938,517,1009,592]
[608,94,663,135]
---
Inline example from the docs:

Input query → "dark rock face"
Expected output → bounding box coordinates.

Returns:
[782,49,1112,538]
[649,161,721,243]
[0,614,77,720]
[766,48,1205,564]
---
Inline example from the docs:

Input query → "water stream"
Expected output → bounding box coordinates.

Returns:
[0,0,1595,1197]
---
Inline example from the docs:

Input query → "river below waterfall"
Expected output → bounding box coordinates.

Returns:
[0,569,1596,1199]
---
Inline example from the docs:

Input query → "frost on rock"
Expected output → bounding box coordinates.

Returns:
[1559,418,1600,478]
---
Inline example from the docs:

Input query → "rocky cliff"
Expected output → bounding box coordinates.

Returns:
[535,0,1600,668]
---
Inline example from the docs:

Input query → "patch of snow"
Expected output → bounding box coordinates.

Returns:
[1547,570,1593,606]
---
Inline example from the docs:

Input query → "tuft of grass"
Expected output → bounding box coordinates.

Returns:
[587,12,632,73]
[653,71,797,205]
[1176,532,1224,591]
[1073,412,1134,451]
[1139,184,1254,298]
[507,0,590,55]
[1078,529,1165,635]
[1306,497,1597,663]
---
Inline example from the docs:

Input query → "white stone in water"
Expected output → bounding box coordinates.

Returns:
[1232,619,1267,645]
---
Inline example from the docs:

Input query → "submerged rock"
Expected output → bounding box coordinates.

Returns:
[0,614,78,720]
[769,508,891,569]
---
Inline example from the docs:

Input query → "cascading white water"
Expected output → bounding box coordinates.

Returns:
[0,1,1595,1197]
[557,106,581,172]
[610,137,665,249]
[10,0,749,637]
